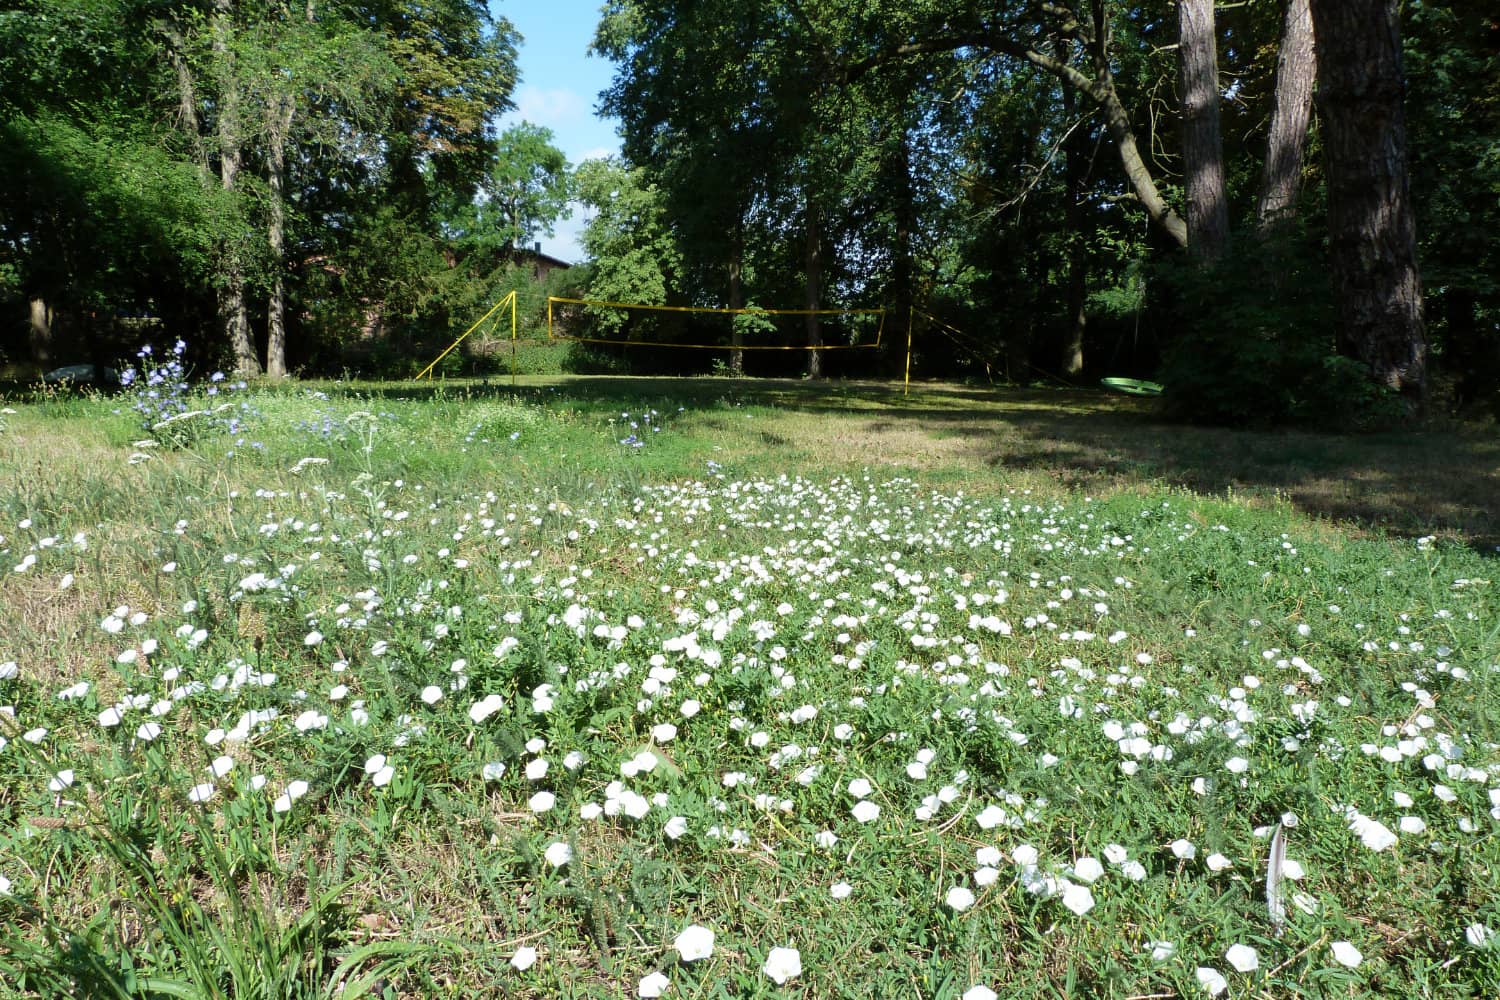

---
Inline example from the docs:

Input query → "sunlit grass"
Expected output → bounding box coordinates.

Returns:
[0,377,1496,998]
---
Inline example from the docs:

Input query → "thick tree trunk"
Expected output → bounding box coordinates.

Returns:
[728,222,744,375]
[213,0,260,377]
[28,299,53,368]
[1257,0,1316,229]
[1308,0,1427,404]
[1180,0,1230,262]
[804,201,823,379]
[265,94,294,378]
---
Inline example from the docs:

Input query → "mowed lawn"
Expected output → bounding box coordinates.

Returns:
[0,376,1496,999]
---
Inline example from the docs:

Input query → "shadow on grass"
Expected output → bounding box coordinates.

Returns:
[513,376,1500,553]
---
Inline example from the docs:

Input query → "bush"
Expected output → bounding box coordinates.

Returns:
[1158,229,1404,429]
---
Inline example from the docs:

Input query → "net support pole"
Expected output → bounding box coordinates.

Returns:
[904,306,915,396]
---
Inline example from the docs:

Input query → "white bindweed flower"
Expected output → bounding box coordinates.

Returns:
[1330,941,1362,968]
[543,841,573,867]
[1466,923,1493,948]
[673,924,714,962]
[664,816,688,840]
[469,693,505,723]
[1170,839,1196,860]
[762,946,801,985]
[1196,967,1228,996]
[1206,852,1233,872]
[1060,881,1095,915]
[851,800,880,823]
[830,881,853,899]
[510,946,537,971]
[638,971,670,998]
[188,782,215,804]
[528,791,555,813]
[945,886,976,911]
[962,987,998,1000]
[1149,941,1176,962]
[420,685,443,705]
[1225,944,1259,973]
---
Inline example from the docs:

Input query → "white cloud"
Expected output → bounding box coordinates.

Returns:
[508,86,588,130]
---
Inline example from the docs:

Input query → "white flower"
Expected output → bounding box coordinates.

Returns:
[209,756,234,778]
[1170,839,1196,860]
[510,946,537,971]
[1012,844,1039,866]
[304,630,323,646]
[673,924,714,962]
[638,971,670,997]
[1225,757,1249,774]
[371,764,395,787]
[1225,943,1259,972]
[851,800,881,823]
[1149,941,1176,962]
[421,685,443,705]
[830,881,853,899]
[188,782,215,804]
[1195,966,1227,996]
[1466,923,1493,948]
[847,777,872,798]
[528,791,555,813]
[0,661,17,680]
[945,886,976,911]
[98,706,123,727]
[1060,881,1095,915]
[1072,857,1104,883]
[1206,852,1233,872]
[48,770,74,792]
[544,841,573,867]
[1330,941,1362,968]
[469,693,504,723]
[762,946,802,985]
[962,987,998,1000]
[1398,815,1426,834]
[482,761,506,781]
[664,816,688,840]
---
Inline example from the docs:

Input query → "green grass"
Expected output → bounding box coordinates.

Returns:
[0,377,1497,998]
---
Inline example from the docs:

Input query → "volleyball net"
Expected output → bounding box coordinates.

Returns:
[544,296,886,352]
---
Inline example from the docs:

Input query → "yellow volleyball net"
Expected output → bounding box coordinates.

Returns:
[544,296,886,353]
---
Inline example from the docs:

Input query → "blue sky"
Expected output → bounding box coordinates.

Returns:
[492,0,623,262]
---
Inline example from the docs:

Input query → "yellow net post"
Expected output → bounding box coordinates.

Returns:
[413,290,517,381]
[904,306,915,396]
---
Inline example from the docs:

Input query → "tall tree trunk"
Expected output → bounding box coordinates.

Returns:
[728,221,744,375]
[804,200,823,379]
[213,0,260,377]
[1061,86,1090,376]
[889,128,916,337]
[1308,0,1427,405]
[1257,0,1316,229]
[265,93,294,378]
[27,299,53,369]
[1179,0,1230,262]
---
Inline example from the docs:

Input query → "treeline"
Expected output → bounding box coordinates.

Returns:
[0,0,576,379]
[3,1,1497,425]
[583,0,1499,422]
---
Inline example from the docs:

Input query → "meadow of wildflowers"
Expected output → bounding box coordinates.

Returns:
[0,377,1496,998]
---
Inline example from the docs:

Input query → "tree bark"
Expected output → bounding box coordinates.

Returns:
[265,91,294,378]
[28,299,53,368]
[1179,0,1230,262]
[1257,0,1316,229]
[1308,0,1427,404]
[213,0,260,377]
[804,200,823,379]
[1061,85,1089,376]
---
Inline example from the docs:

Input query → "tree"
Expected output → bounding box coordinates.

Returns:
[1256,0,1316,229]
[1308,0,1428,404]
[575,158,682,334]
[1179,0,1230,261]
[467,123,573,256]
